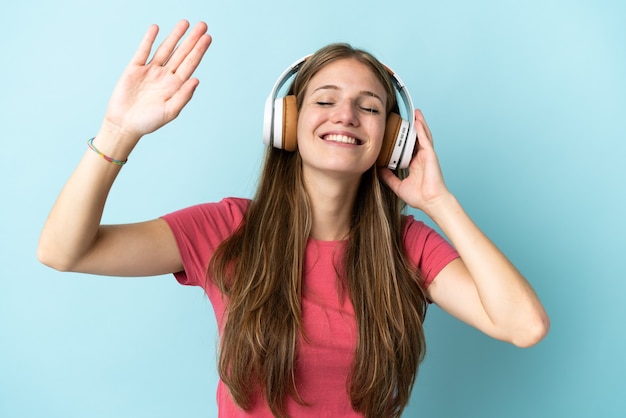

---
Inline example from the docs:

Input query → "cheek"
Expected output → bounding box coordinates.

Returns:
[296,113,307,140]
[296,108,320,140]
[295,111,315,157]
[371,121,387,151]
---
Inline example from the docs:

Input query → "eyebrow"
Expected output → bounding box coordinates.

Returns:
[312,85,385,105]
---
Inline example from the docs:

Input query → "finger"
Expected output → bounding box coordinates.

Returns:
[149,19,191,66]
[130,24,159,65]
[174,33,212,80]
[415,119,433,149]
[415,109,434,144]
[414,110,434,151]
[164,21,209,72]
[163,78,201,120]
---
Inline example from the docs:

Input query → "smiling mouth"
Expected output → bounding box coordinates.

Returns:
[322,134,362,145]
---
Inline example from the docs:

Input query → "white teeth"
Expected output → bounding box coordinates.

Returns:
[324,134,358,145]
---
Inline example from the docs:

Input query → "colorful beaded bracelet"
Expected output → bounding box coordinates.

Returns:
[87,137,128,166]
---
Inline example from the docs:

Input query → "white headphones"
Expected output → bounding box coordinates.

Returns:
[262,55,416,170]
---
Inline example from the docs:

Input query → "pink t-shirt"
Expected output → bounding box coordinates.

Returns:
[162,197,458,417]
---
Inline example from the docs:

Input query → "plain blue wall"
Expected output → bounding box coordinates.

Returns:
[1,0,624,417]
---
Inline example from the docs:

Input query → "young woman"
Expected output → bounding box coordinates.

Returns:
[38,20,549,418]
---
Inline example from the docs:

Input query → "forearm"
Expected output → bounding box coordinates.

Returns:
[37,128,139,271]
[425,193,549,345]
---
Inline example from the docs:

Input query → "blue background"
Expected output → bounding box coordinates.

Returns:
[1,0,624,417]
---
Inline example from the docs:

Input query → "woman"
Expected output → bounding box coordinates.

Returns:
[38,20,549,418]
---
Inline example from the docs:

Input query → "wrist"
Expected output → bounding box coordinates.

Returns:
[421,192,461,223]
[92,122,142,161]
[87,137,128,166]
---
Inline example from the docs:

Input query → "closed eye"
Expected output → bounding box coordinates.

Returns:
[316,102,379,114]
[360,106,380,114]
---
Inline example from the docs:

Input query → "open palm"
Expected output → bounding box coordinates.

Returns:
[102,20,212,138]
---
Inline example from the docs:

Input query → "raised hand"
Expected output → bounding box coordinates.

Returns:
[380,109,451,215]
[101,20,212,141]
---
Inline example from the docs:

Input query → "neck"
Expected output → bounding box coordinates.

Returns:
[303,169,361,241]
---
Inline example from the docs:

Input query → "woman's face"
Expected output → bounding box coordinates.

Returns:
[296,58,388,180]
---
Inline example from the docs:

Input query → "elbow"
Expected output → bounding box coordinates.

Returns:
[510,312,550,348]
[37,241,76,272]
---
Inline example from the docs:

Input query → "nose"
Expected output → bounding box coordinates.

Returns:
[331,99,359,126]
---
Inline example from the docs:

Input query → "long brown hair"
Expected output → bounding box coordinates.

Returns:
[209,43,428,418]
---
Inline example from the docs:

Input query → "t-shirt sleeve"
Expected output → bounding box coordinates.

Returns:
[160,197,249,287]
[402,215,459,288]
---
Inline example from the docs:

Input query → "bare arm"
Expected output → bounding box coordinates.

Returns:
[423,197,548,348]
[38,20,212,276]
[381,110,549,347]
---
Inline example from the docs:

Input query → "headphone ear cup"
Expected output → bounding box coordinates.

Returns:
[282,95,298,151]
[377,112,402,167]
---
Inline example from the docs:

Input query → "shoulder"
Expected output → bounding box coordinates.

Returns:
[161,197,250,241]
[401,214,436,244]
[163,197,250,224]
[401,214,459,285]
[159,197,251,286]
